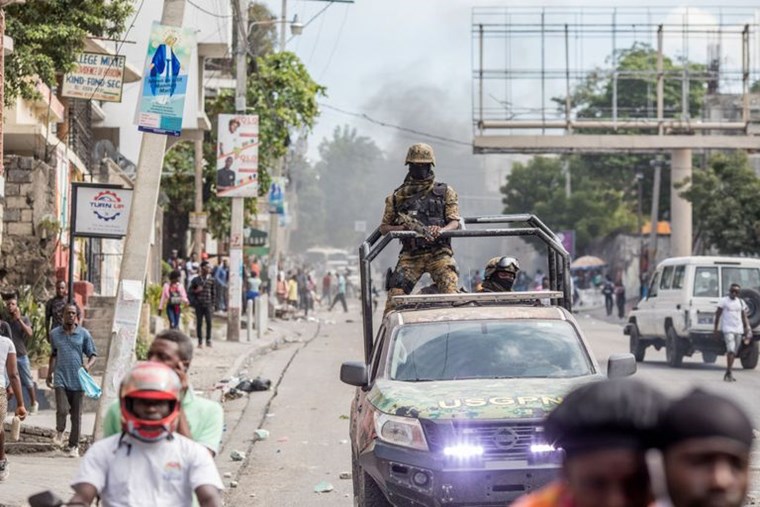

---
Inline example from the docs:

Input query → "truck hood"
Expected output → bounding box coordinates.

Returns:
[367,376,600,420]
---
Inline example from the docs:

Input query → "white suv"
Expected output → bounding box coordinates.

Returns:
[625,256,760,368]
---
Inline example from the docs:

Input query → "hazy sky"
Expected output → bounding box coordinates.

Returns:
[261,0,760,164]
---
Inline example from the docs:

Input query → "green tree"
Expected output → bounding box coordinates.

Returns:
[502,156,636,253]
[678,152,760,255]
[289,152,326,251]
[201,51,325,238]
[5,1,133,104]
[313,126,385,248]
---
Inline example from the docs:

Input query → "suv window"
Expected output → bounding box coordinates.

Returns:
[648,272,660,297]
[672,265,686,289]
[660,266,674,289]
[693,267,719,297]
[721,267,760,295]
[390,320,592,381]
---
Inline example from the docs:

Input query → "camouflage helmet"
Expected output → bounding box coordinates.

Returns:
[484,256,520,280]
[405,143,436,166]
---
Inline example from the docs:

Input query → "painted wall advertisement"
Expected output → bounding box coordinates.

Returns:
[216,114,259,198]
[136,22,195,136]
[73,185,133,238]
[62,52,126,103]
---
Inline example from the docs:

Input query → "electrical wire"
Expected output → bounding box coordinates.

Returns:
[187,0,233,19]
[318,3,349,81]
[319,103,471,147]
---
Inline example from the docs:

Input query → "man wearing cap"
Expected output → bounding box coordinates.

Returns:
[513,379,668,507]
[380,143,461,314]
[655,389,752,507]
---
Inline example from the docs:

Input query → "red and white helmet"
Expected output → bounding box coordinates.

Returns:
[120,362,182,442]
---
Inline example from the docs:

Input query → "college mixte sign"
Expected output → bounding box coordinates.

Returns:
[62,52,126,103]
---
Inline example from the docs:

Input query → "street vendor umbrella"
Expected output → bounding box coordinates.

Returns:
[570,255,607,269]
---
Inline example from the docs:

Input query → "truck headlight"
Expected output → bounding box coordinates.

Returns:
[374,412,429,451]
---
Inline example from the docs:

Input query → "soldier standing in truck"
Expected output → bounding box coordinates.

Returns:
[380,143,461,314]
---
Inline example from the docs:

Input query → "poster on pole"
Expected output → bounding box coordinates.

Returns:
[216,114,259,198]
[62,52,126,103]
[135,22,195,136]
[72,184,133,238]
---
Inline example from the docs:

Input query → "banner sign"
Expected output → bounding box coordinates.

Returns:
[216,114,259,197]
[62,52,126,103]
[136,22,195,136]
[72,184,133,238]
[268,176,285,214]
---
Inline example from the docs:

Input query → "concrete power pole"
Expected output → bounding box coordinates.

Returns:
[93,0,186,439]
[226,0,247,342]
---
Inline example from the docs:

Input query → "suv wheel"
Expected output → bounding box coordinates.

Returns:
[628,324,646,362]
[702,352,717,364]
[740,341,759,369]
[740,288,760,328]
[352,453,391,507]
[665,327,684,368]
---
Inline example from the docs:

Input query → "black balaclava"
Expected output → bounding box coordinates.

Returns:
[408,163,432,180]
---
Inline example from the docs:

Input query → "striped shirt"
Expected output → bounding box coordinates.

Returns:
[51,325,96,391]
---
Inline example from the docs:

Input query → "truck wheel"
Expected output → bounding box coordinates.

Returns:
[702,352,717,364]
[353,454,391,507]
[628,324,646,362]
[741,341,759,369]
[665,327,684,368]
[740,288,760,329]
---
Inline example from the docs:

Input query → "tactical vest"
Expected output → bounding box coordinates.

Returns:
[393,182,451,253]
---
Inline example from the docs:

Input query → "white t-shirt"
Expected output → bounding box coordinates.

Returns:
[717,296,747,334]
[72,433,224,507]
[0,336,15,387]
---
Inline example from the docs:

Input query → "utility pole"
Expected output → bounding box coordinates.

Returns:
[94,0,186,439]
[227,0,247,342]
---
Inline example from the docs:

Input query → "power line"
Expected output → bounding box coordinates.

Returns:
[319,103,471,147]
[187,0,233,19]
[318,3,348,80]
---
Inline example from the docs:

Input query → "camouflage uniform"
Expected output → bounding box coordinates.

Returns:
[382,144,460,314]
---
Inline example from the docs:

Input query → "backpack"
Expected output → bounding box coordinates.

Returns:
[168,283,182,306]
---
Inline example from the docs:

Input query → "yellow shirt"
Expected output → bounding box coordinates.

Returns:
[287,279,298,301]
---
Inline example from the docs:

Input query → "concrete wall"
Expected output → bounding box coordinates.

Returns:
[0,155,58,289]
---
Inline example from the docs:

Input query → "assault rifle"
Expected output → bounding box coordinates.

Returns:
[397,212,436,242]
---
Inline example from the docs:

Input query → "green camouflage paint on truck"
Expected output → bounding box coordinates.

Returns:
[367,376,601,420]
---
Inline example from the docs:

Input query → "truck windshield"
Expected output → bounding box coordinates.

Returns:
[390,320,592,381]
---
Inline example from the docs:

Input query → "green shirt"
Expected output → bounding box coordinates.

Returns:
[103,386,224,455]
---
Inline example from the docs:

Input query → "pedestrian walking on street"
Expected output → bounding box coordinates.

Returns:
[102,329,224,456]
[67,362,223,507]
[6,297,38,413]
[190,261,216,348]
[656,389,752,507]
[287,274,298,310]
[713,283,751,382]
[159,270,188,330]
[46,303,96,457]
[513,379,667,507]
[44,281,80,342]
[213,258,229,311]
[321,271,332,305]
[329,273,348,313]
[615,278,626,319]
[0,327,27,481]
[602,275,614,316]
[275,272,287,305]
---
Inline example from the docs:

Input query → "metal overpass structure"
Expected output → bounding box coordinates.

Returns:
[472,6,760,258]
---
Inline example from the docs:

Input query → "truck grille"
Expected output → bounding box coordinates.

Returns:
[421,420,540,460]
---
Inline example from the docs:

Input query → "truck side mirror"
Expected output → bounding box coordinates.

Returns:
[607,353,637,378]
[340,361,368,387]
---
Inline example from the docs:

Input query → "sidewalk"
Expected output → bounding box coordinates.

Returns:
[0,315,303,507]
